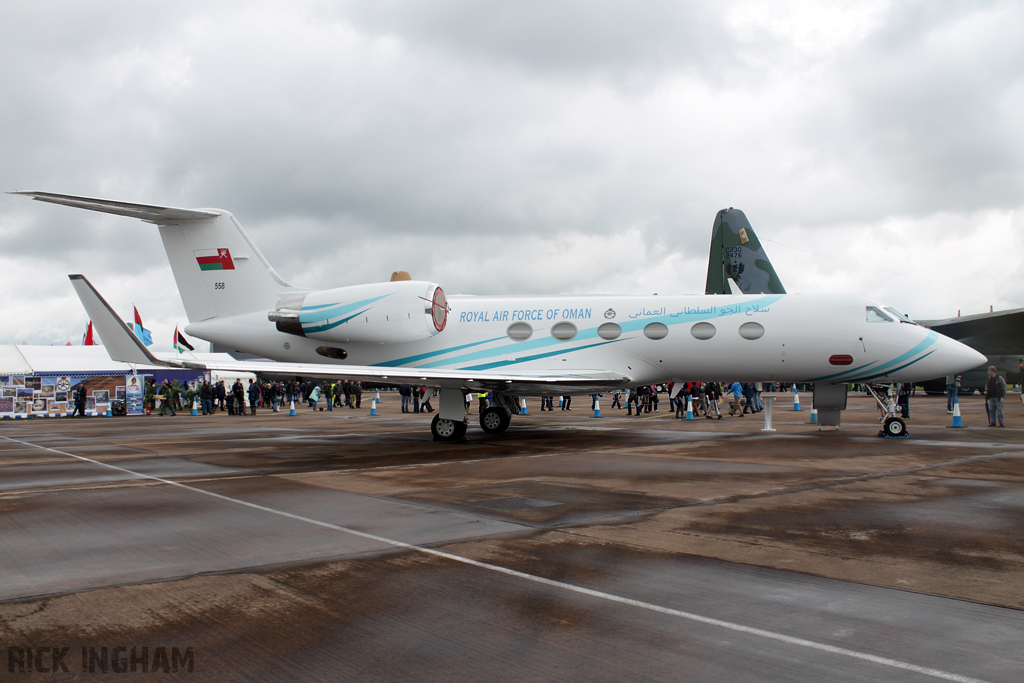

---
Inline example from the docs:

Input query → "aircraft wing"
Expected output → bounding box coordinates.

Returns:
[920,307,1024,343]
[69,274,632,394]
[10,191,218,223]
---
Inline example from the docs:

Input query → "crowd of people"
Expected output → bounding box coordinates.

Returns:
[143,372,1019,425]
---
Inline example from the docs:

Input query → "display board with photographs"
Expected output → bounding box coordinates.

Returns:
[92,389,109,403]
[24,376,41,391]
[0,397,14,416]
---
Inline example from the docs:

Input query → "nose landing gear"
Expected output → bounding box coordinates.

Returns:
[867,384,909,438]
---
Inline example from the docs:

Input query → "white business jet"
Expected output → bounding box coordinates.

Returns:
[13,191,985,440]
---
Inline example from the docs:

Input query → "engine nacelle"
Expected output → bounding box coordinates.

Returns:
[269,280,448,344]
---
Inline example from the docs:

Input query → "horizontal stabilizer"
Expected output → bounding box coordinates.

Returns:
[68,275,163,366]
[10,191,218,223]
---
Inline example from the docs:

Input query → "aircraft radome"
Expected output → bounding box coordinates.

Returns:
[13,191,986,441]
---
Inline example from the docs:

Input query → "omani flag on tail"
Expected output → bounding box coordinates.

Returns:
[173,326,195,354]
[194,248,235,271]
[132,306,153,346]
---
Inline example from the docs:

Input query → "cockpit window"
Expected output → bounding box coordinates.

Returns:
[884,306,917,325]
[866,306,894,323]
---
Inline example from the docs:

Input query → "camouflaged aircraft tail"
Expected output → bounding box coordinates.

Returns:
[704,208,786,295]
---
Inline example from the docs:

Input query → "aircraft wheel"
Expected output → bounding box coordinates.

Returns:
[431,414,467,442]
[480,407,511,434]
[883,417,906,437]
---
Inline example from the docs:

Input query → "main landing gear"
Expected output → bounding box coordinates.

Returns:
[431,414,468,442]
[480,406,511,434]
[866,384,908,438]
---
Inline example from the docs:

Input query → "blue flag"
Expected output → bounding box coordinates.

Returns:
[133,322,153,346]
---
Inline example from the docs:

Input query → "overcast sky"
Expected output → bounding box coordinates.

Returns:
[2,0,1022,349]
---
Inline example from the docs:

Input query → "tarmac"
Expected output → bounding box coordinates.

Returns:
[1,391,1022,681]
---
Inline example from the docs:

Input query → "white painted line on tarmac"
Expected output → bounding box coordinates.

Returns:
[1,434,991,683]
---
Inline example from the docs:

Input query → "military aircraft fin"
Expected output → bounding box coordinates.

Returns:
[704,208,787,295]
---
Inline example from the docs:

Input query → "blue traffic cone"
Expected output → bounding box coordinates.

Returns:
[685,396,695,420]
[105,404,113,417]
[809,408,817,424]
[370,398,378,416]
[520,397,528,415]
[950,396,965,428]
[792,386,802,411]
[593,397,601,418]
[289,399,296,417]
[191,398,198,416]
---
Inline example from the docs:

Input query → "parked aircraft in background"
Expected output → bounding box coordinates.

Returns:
[14,191,984,439]
[704,207,1023,392]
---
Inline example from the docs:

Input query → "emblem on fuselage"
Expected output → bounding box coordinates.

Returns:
[604,308,616,319]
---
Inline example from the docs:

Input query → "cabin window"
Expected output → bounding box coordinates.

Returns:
[597,322,622,340]
[866,306,893,323]
[643,322,669,340]
[551,321,578,341]
[738,322,764,340]
[691,322,716,340]
[507,322,533,341]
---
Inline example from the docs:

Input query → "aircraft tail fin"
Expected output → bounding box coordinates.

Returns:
[12,191,299,322]
[704,208,786,295]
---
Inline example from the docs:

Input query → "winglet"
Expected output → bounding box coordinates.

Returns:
[68,274,168,366]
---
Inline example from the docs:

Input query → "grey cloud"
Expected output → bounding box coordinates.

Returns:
[336,0,737,80]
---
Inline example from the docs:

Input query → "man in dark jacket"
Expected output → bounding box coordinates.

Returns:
[232,380,246,415]
[985,366,1006,427]
[70,385,87,417]
[247,379,260,416]
[216,381,226,411]
[200,380,214,415]
[399,384,412,413]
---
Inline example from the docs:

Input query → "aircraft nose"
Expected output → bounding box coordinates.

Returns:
[940,335,987,374]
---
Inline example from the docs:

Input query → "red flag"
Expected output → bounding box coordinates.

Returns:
[134,306,143,326]
[83,321,95,346]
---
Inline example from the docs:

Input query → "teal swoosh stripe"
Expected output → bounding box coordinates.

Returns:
[303,308,370,334]
[849,330,938,379]
[299,294,393,325]
[459,339,621,371]
[856,350,937,382]
[373,336,506,367]
[411,294,786,369]
[807,361,878,383]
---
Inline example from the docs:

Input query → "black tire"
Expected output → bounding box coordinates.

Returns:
[480,407,511,434]
[883,417,906,437]
[431,414,467,442]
